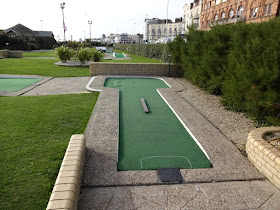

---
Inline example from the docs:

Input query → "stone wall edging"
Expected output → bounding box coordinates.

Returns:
[46,134,86,210]
[90,62,182,77]
[0,50,22,58]
[246,127,280,188]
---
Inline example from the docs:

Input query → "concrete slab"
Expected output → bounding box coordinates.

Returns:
[78,180,280,210]
[22,77,92,96]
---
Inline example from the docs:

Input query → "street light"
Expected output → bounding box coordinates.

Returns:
[60,2,66,41]
[168,54,172,77]
[40,19,43,31]
[166,0,169,38]
[88,20,92,40]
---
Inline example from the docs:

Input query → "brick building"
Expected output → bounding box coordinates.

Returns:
[200,0,280,30]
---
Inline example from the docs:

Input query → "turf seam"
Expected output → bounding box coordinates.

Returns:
[80,177,266,189]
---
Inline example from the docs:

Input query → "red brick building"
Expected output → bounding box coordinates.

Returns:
[200,0,280,30]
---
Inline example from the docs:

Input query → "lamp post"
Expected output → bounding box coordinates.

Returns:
[60,2,66,41]
[166,0,169,39]
[88,20,92,40]
[40,19,43,31]
[168,54,172,77]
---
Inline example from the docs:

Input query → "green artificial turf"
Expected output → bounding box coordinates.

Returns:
[0,93,98,209]
[105,78,212,170]
[105,49,163,63]
[0,78,42,92]
[0,58,90,77]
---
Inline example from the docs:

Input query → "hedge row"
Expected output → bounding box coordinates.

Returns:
[114,43,169,61]
[169,19,280,125]
[0,34,57,51]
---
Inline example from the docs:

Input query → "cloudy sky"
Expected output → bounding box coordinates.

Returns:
[0,0,190,41]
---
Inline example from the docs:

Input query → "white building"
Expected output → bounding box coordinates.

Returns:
[144,18,184,43]
[183,0,203,29]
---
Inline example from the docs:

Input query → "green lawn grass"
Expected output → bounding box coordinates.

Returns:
[0,93,98,210]
[23,51,55,57]
[0,58,90,77]
[0,49,162,77]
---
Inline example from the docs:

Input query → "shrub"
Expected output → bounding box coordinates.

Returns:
[91,48,103,62]
[75,47,89,64]
[54,45,74,62]
[169,18,280,125]
[114,43,169,61]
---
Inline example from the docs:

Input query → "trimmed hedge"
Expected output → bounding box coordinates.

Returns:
[114,43,169,61]
[0,34,56,50]
[169,19,280,125]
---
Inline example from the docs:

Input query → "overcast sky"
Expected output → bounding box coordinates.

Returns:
[0,0,190,41]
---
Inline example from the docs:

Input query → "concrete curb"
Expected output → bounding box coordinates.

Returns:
[46,134,86,210]
[246,127,280,188]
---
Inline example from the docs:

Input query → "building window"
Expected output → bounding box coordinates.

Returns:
[164,28,167,37]
[158,29,161,37]
[251,7,258,18]
[222,0,227,2]
[208,2,211,8]
[229,9,234,18]
[264,5,268,16]
[169,28,172,37]
[238,6,244,17]
[214,14,218,21]
[215,0,220,5]
[152,29,155,37]
[174,28,177,35]
[221,12,226,19]
[268,4,272,15]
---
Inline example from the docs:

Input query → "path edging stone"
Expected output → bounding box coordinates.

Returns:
[46,134,86,210]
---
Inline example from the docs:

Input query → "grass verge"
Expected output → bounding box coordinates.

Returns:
[0,58,90,77]
[23,51,55,57]
[0,93,98,209]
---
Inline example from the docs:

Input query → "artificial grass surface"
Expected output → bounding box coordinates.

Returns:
[105,78,212,170]
[0,78,42,92]
[105,49,163,63]
[0,93,98,210]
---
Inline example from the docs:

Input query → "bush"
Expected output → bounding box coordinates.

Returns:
[169,19,280,125]
[114,43,169,61]
[75,47,89,63]
[54,45,74,62]
[0,34,56,50]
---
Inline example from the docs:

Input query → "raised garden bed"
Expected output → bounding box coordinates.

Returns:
[246,127,280,189]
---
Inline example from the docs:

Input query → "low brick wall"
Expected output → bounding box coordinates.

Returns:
[90,62,182,77]
[46,134,86,210]
[246,127,280,189]
[0,50,8,58]
[0,50,22,58]
[8,50,23,58]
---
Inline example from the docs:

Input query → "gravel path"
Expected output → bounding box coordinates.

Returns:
[174,78,256,153]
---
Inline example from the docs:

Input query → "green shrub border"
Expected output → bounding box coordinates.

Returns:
[169,19,280,125]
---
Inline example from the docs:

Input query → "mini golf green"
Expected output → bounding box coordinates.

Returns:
[105,78,212,171]
[0,78,42,92]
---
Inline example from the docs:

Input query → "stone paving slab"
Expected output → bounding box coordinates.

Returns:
[82,76,263,188]
[22,77,92,96]
[78,180,280,210]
